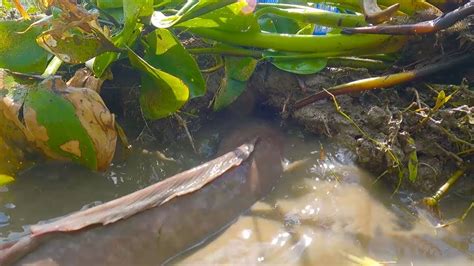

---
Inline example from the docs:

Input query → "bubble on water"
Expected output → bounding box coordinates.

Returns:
[0,212,10,226]
[4,203,15,209]
[241,229,252,240]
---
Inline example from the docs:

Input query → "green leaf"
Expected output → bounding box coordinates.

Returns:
[37,30,118,64]
[258,17,277,33]
[93,0,152,76]
[151,0,238,29]
[213,56,257,111]
[96,0,124,9]
[0,174,14,186]
[407,137,418,182]
[143,29,205,98]
[264,51,328,75]
[261,14,301,34]
[24,86,98,170]
[177,1,260,33]
[0,20,49,73]
[214,78,247,111]
[226,56,257,81]
[272,57,328,75]
[127,48,189,119]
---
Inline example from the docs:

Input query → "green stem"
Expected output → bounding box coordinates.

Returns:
[188,47,263,57]
[179,0,237,24]
[41,56,63,78]
[189,47,390,71]
[255,6,367,28]
[185,27,407,55]
[176,0,199,16]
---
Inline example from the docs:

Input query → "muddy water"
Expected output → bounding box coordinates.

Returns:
[0,115,473,265]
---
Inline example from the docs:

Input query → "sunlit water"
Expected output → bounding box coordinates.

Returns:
[1,115,473,265]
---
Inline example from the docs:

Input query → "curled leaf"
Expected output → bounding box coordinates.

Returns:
[128,48,189,120]
[23,78,116,171]
[60,86,117,171]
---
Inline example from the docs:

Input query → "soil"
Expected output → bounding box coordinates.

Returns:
[252,64,473,194]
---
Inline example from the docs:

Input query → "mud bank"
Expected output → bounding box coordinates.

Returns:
[251,65,473,193]
[114,59,472,194]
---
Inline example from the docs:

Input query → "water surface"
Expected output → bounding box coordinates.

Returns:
[1,115,472,265]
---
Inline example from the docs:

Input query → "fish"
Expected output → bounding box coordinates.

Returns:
[0,124,284,265]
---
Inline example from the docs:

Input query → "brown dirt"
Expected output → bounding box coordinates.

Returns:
[250,64,473,193]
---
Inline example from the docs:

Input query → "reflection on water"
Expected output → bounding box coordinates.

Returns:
[172,127,474,265]
[1,116,473,265]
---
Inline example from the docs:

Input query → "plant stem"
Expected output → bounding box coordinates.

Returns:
[188,47,390,70]
[179,0,237,24]
[41,56,63,78]
[185,27,407,55]
[326,57,390,70]
[255,6,367,28]
[188,47,263,57]
[294,53,473,109]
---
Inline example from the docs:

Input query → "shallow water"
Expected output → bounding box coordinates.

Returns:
[1,115,473,265]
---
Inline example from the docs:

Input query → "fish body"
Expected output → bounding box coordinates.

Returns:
[1,126,283,265]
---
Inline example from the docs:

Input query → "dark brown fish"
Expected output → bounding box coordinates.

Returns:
[0,126,283,265]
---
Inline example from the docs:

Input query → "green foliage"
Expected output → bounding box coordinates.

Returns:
[0,174,14,186]
[176,1,260,32]
[267,52,328,75]
[0,0,417,172]
[213,56,257,111]
[93,0,152,77]
[0,20,49,73]
[37,29,118,64]
[24,85,98,169]
[406,137,418,182]
[143,29,205,98]
[128,48,189,119]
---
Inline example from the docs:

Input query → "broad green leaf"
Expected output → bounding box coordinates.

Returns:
[213,56,257,111]
[263,51,328,75]
[58,86,117,171]
[143,29,205,98]
[96,0,123,9]
[0,20,49,73]
[258,17,277,33]
[128,48,189,119]
[213,78,247,111]
[93,0,152,76]
[226,56,257,81]
[272,57,328,75]
[37,30,118,64]
[407,137,418,182]
[263,14,301,34]
[24,85,98,170]
[151,0,237,29]
[0,174,14,186]
[177,1,260,33]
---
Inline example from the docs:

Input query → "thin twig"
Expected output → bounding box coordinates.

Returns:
[174,113,197,153]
